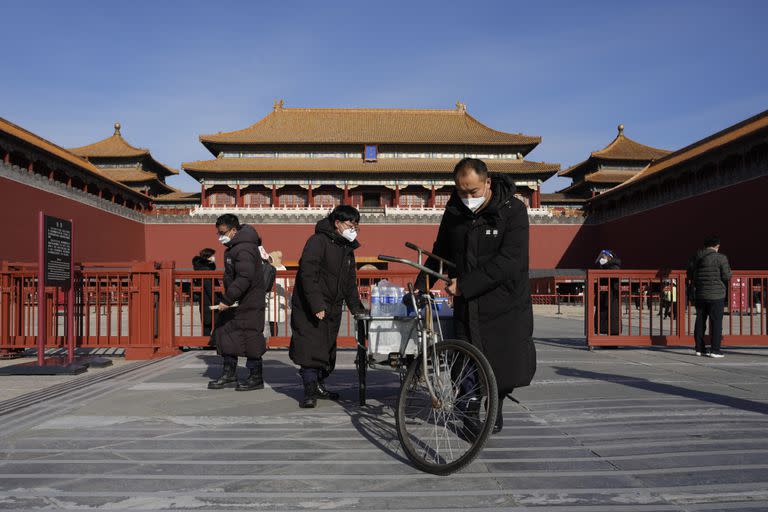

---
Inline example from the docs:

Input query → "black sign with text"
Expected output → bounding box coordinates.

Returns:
[44,216,72,287]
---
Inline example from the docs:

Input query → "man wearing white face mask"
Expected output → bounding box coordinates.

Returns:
[289,205,367,408]
[415,157,536,435]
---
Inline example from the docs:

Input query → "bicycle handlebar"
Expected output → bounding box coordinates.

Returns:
[377,255,451,283]
[404,242,456,269]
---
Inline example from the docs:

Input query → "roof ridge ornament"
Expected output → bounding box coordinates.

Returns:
[455,101,467,113]
[618,124,624,136]
[274,99,285,111]
[114,122,121,135]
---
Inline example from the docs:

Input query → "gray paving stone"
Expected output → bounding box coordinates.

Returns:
[1,314,766,510]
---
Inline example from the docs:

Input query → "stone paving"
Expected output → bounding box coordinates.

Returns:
[1,315,767,511]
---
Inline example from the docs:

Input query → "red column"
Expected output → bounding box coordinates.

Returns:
[429,185,436,207]
[532,187,541,208]
[48,169,54,180]
[272,185,279,207]
[2,152,9,164]
[394,184,400,207]
[28,162,34,173]
[236,184,242,207]
[201,183,207,207]
[343,184,349,205]
[307,184,314,207]
[67,176,72,188]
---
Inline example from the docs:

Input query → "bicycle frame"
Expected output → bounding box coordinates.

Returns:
[378,243,455,407]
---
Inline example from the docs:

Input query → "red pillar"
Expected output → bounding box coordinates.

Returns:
[307,184,314,207]
[394,184,400,207]
[201,183,207,207]
[67,176,72,188]
[236,184,242,207]
[532,187,541,208]
[343,184,349,205]
[429,185,436,207]
[272,185,279,207]
[2,152,9,164]
[48,169,54,180]
[28,162,34,173]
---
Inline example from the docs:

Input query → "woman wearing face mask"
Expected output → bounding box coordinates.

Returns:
[289,205,367,408]
[595,249,622,335]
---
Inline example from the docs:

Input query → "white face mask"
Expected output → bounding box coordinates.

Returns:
[341,228,357,242]
[218,235,231,245]
[463,196,487,212]
[598,257,608,266]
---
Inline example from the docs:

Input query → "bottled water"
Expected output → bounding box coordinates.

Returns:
[370,285,381,316]
[384,285,396,316]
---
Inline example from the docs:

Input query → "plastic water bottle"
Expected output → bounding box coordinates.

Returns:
[384,285,395,316]
[396,287,406,316]
[370,285,381,316]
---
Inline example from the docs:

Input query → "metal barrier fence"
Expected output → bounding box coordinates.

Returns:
[586,269,768,348]
[0,261,418,359]
[531,294,584,305]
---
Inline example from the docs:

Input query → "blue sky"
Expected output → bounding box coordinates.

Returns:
[2,0,766,192]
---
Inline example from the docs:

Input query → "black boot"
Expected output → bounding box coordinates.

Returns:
[492,396,504,434]
[316,379,340,400]
[208,362,237,389]
[236,363,264,391]
[300,381,318,408]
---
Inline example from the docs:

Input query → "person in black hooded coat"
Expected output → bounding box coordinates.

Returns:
[192,248,217,338]
[290,206,366,408]
[416,158,536,434]
[594,250,622,335]
[207,214,267,392]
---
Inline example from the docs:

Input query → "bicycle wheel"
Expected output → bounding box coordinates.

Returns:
[395,338,498,475]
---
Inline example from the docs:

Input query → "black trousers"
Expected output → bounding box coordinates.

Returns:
[694,299,725,353]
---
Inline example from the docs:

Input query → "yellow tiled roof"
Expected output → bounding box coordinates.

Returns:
[200,105,541,147]
[69,123,178,176]
[559,125,670,177]
[0,117,149,202]
[591,109,768,203]
[182,157,559,175]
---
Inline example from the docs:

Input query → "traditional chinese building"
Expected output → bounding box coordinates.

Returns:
[182,101,559,216]
[69,123,199,213]
[556,124,670,199]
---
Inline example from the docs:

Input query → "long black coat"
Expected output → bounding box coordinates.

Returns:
[290,218,366,372]
[417,175,536,395]
[212,224,266,359]
[595,258,621,335]
[192,256,216,336]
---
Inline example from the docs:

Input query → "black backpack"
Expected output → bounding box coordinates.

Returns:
[262,260,276,294]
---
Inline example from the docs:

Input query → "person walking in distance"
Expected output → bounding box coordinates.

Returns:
[687,236,732,358]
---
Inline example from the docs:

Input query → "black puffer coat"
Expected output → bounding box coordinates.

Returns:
[192,256,217,337]
[289,218,366,372]
[595,258,621,335]
[417,175,535,395]
[212,224,266,359]
[687,248,732,301]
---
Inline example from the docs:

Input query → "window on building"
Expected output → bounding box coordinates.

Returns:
[277,186,307,207]
[399,186,428,207]
[314,186,342,207]
[243,188,271,207]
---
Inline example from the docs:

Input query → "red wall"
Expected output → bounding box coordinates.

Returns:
[593,176,767,269]
[145,222,588,269]
[0,177,146,263]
